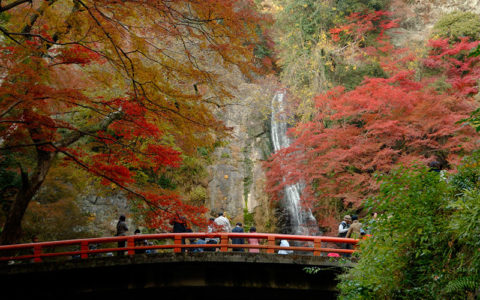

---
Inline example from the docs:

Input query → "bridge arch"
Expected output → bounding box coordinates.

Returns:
[0,233,358,299]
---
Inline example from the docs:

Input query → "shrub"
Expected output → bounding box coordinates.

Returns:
[432,11,480,41]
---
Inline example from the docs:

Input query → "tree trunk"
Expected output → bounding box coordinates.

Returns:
[0,106,123,244]
[0,150,54,245]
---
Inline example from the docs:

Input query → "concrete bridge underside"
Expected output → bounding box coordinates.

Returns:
[1,252,352,299]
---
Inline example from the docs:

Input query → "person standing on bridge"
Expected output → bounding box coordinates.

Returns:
[346,215,364,257]
[346,215,364,240]
[231,222,245,252]
[337,215,351,257]
[205,218,218,252]
[248,226,260,253]
[115,215,128,256]
[170,215,188,252]
[170,215,188,233]
[338,215,351,238]
[134,228,147,254]
[278,240,293,255]
[214,212,231,233]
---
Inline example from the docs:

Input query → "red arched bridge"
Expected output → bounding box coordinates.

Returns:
[0,233,359,299]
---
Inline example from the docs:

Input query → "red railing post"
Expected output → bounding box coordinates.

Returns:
[33,244,42,263]
[174,235,181,253]
[220,234,228,252]
[127,237,135,256]
[313,238,322,256]
[80,241,89,259]
[266,236,275,254]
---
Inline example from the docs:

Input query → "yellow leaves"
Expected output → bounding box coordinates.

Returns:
[270,3,284,12]
[408,61,417,70]
[320,31,328,42]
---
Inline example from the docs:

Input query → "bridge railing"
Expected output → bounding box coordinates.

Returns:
[0,233,359,263]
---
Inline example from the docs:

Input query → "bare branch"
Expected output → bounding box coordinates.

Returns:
[56,146,169,214]
[0,100,23,118]
[0,141,52,150]
[0,25,23,45]
[0,0,31,13]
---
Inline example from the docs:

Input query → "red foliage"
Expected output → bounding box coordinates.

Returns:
[423,38,480,96]
[0,0,269,243]
[54,45,104,65]
[265,32,480,232]
[329,11,398,43]
[139,190,208,231]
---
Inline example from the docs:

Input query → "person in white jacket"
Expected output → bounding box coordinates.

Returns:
[214,212,231,233]
[278,240,293,254]
[338,215,352,237]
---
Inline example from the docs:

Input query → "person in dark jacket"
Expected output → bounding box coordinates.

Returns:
[115,215,128,256]
[170,215,188,252]
[134,228,147,254]
[231,222,245,252]
[170,216,187,233]
[338,215,351,257]
[205,218,218,252]
[338,215,351,238]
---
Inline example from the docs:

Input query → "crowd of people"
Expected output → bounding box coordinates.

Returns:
[5,212,371,265]
[169,212,263,253]
[337,213,376,256]
[111,211,373,256]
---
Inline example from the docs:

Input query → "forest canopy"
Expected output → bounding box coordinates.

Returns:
[267,4,480,231]
[0,0,269,244]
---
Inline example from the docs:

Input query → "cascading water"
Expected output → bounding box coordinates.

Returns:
[271,91,318,236]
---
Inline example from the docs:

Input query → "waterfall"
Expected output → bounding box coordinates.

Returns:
[271,91,318,236]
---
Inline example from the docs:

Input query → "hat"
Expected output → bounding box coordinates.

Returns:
[344,215,352,220]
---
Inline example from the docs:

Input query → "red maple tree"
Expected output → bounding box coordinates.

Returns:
[0,0,268,244]
[266,12,480,232]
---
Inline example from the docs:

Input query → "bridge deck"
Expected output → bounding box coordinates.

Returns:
[1,252,354,299]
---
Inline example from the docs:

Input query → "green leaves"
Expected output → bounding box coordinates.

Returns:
[432,12,480,41]
[469,44,480,57]
[339,154,480,299]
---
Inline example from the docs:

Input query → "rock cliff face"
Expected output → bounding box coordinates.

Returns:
[206,78,277,232]
[390,0,480,47]
[79,190,136,236]
[75,76,278,234]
